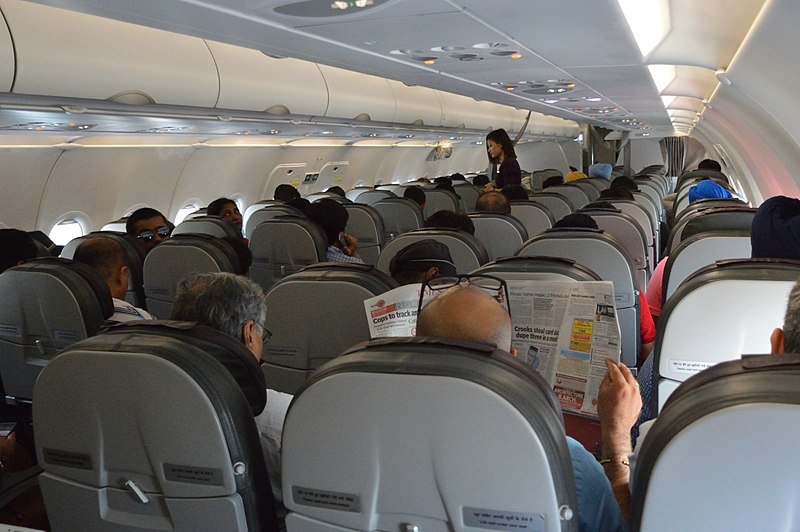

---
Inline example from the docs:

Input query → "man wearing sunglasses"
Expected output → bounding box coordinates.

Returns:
[417,285,627,532]
[126,207,172,254]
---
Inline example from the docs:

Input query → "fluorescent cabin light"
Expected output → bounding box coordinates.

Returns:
[648,64,676,93]
[617,0,671,58]
[661,95,676,108]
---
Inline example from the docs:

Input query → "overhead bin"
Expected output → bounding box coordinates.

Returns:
[386,79,443,126]
[438,92,495,130]
[0,9,12,92]
[318,64,396,123]
[207,40,328,116]
[2,0,219,106]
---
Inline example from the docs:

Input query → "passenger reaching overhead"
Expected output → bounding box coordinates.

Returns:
[388,239,456,285]
[0,228,37,274]
[125,207,172,255]
[485,128,521,189]
[73,237,154,322]
[274,183,300,202]
[416,285,627,532]
[170,272,290,522]
[306,198,364,264]
[206,197,243,236]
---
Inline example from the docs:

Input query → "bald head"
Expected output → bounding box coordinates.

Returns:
[417,285,512,352]
[476,191,511,215]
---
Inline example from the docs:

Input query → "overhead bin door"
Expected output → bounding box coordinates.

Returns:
[319,64,395,122]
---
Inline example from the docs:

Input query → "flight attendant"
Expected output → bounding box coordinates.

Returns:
[486,128,521,189]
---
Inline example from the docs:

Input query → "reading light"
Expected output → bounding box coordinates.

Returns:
[510,53,522,59]
[617,0,671,58]
[423,59,436,65]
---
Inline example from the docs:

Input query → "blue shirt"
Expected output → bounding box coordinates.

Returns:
[567,436,628,532]
[326,245,364,264]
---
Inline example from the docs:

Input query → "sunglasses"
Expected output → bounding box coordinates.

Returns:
[137,226,171,242]
[417,274,511,315]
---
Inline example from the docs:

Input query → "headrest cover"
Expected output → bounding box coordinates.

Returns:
[688,180,733,203]
[588,163,613,180]
[389,239,457,276]
[566,171,587,182]
[751,195,800,260]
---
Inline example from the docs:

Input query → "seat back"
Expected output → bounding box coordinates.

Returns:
[352,189,394,205]
[516,229,640,366]
[343,204,385,265]
[528,193,574,221]
[423,189,461,218]
[172,216,242,239]
[666,206,755,255]
[345,187,373,202]
[603,200,656,269]
[581,208,650,285]
[571,180,600,201]
[663,230,752,301]
[282,337,578,532]
[543,185,590,210]
[244,204,305,239]
[453,183,483,213]
[143,235,241,319]
[583,177,610,192]
[0,258,113,400]
[510,201,555,239]
[305,192,349,204]
[61,231,147,309]
[652,259,800,412]
[243,200,284,231]
[263,263,397,394]
[672,198,747,228]
[468,213,528,260]
[473,256,601,282]
[101,218,129,233]
[531,169,563,192]
[249,216,327,293]
[33,322,277,532]
[371,197,424,241]
[632,353,800,532]
[675,169,729,191]
[377,229,490,275]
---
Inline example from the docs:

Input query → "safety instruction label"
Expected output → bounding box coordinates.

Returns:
[669,359,715,375]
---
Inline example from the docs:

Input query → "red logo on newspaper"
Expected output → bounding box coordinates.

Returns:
[370,303,397,318]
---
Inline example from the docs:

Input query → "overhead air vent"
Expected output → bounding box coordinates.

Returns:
[274,0,389,17]
[521,80,576,95]
[107,91,155,105]
[265,105,291,115]
[0,122,95,131]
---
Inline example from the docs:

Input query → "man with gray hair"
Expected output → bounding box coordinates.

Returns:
[171,272,291,520]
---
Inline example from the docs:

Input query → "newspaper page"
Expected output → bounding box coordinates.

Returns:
[506,280,620,418]
[364,283,435,338]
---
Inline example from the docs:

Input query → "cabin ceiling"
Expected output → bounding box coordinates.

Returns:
[28,0,767,137]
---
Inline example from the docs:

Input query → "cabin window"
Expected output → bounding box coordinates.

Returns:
[174,204,201,225]
[49,219,85,245]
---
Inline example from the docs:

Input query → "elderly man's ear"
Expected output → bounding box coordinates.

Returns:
[771,327,785,354]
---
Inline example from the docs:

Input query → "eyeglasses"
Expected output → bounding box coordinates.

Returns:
[253,321,272,343]
[137,226,171,242]
[417,274,511,315]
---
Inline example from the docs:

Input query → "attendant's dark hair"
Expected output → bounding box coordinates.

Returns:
[486,129,517,163]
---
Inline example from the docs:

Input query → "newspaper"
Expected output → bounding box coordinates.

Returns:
[364,280,621,418]
[506,280,620,418]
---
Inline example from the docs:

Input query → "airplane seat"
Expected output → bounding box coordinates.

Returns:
[374,184,403,194]
[583,177,611,192]
[101,217,129,233]
[675,169,729,191]
[472,255,601,282]
[422,189,461,218]
[187,208,208,220]
[60,231,148,309]
[516,228,640,367]
[343,203,385,265]
[351,189,394,205]
[143,234,241,319]
[571,179,601,201]
[244,204,305,239]
[665,206,756,256]
[306,193,351,204]
[28,230,57,256]
[580,207,650,284]
[0,257,113,401]
[452,183,482,212]
[543,184,590,210]
[249,215,328,293]
[662,229,753,303]
[33,321,277,532]
[371,197,424,241]
[376,228,490,275]
[263,263,397,394]
[510,200,555,239]
[651,258,800,413]
[671,198,749,233]
[172,215,242,239]
[243,200,284,230]
[468,213,528,260]
[345,187,373,202]
[282,337,578,532]
[632,190,663,229]
[632,353,800,532]
[527,192,574,221]
[530,169,563,192]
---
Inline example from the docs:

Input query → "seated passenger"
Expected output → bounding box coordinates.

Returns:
[306,199,364,264]
[610,177,639,193]
[171,272,291,520]
[472,174,490,187]
[417,285,627,532]
[126,207,172,255]
[0,228,38,274]
[697,158,722,172]
[542,175,564,189]
[287,196,311,214]
[501,184,529,201]
[389,239,456,285]
[688,179,732,202]
[207,197,243,236]
[566,170,588,182]
[325,186,346,197]
[751,195,800,260]
[597,278,800,520]
[475,191,511,215]
[403,185,426,210]
[599,187,635,201]
[274,183,300,202]
[588,163,613,180]
[222,236,253,276]
[424,210,475,235]
[73,237,154,322]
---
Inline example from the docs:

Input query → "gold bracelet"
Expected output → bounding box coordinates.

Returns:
[599,458,630,466]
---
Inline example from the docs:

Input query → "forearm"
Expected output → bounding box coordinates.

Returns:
[600,429,633,521]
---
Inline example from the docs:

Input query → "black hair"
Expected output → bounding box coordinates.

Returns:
[207,197,236,216]
[325,186,346,197]
[472,175,490,187]
[543,175,564,189]
[0,229,38,273]
[501,185,529,201]
[306,199,349,245]
[485,128,517,163]
[403,186,426,207]
[287,197,311,214]
[274,184,301,202]
[424,210,475,235]
[553,213,598,230]
[222,236,253,275]
[610,176,639,192]
[599,187,635,201]
[698,159,722,172]
[126,207,168,235]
